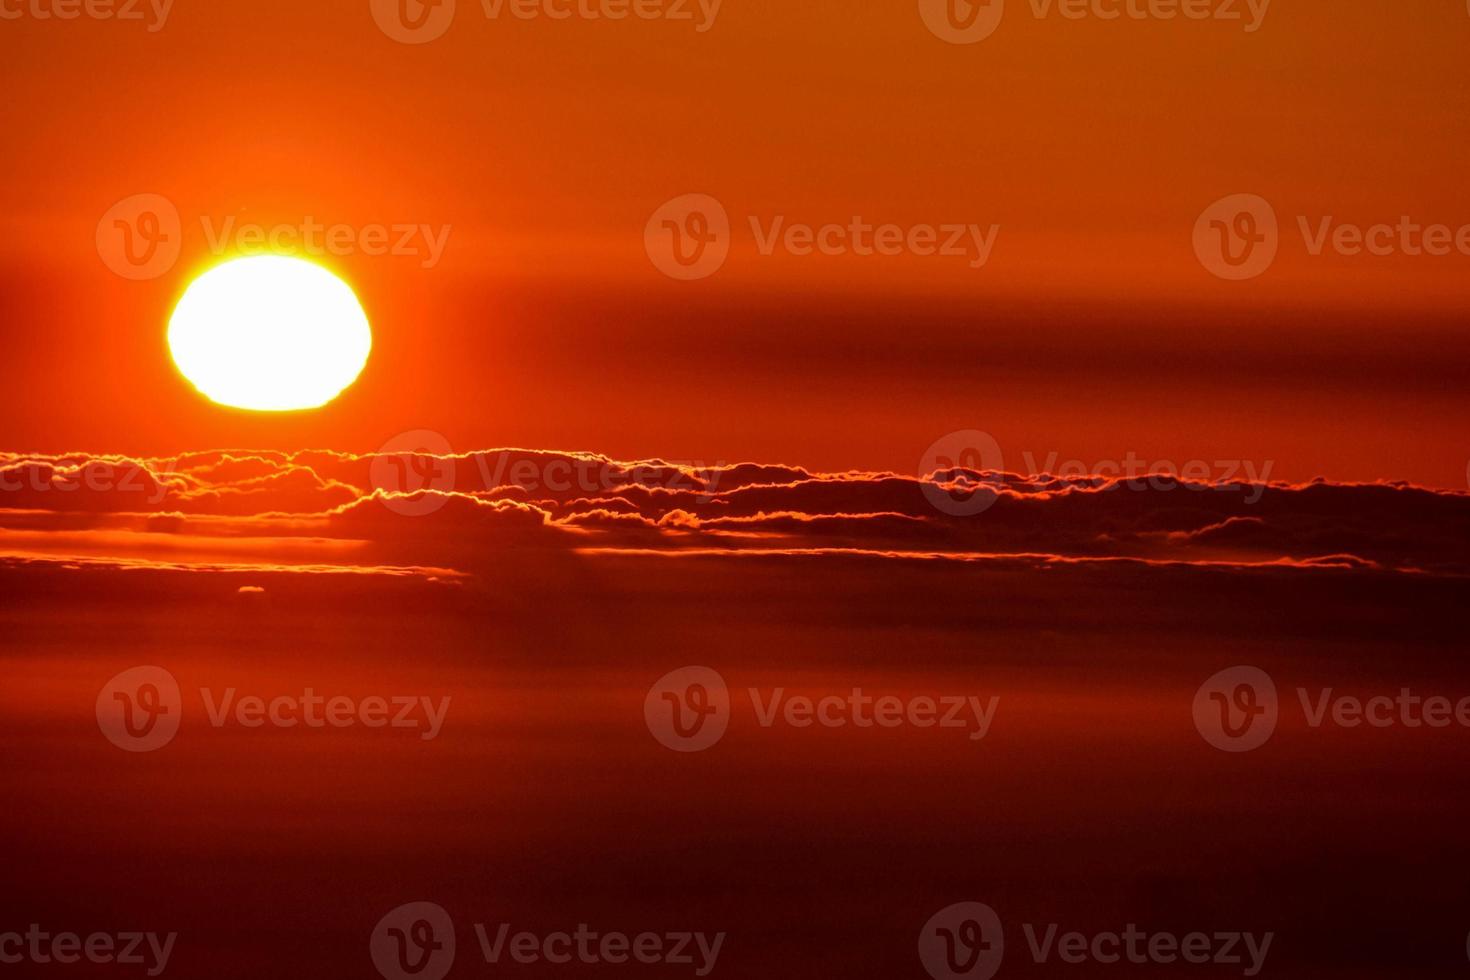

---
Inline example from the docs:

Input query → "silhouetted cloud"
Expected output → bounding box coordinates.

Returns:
[2,449,1467,579]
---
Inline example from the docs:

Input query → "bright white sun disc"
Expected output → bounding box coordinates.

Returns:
[168,256,372,411]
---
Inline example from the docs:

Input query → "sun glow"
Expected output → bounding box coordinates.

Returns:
[168,256,372,412]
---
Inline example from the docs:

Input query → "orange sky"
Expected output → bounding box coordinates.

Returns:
[2,0,1468,486]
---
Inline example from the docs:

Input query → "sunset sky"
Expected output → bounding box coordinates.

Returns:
[2,0,1468,485]
[6,5,1470,979]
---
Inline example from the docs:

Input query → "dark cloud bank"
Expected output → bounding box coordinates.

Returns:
[1,448,1466,584]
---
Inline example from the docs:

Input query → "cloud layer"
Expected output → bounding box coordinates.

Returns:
[2,448,1467,582]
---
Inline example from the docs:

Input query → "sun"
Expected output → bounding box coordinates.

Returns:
[168,256,372,412]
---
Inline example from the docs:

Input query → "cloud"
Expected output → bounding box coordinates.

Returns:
[0,457,173,512]
[1,448,1466,580]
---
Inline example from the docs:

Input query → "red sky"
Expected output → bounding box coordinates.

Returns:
[2,1,1469,486]
[6,10,1470,977]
